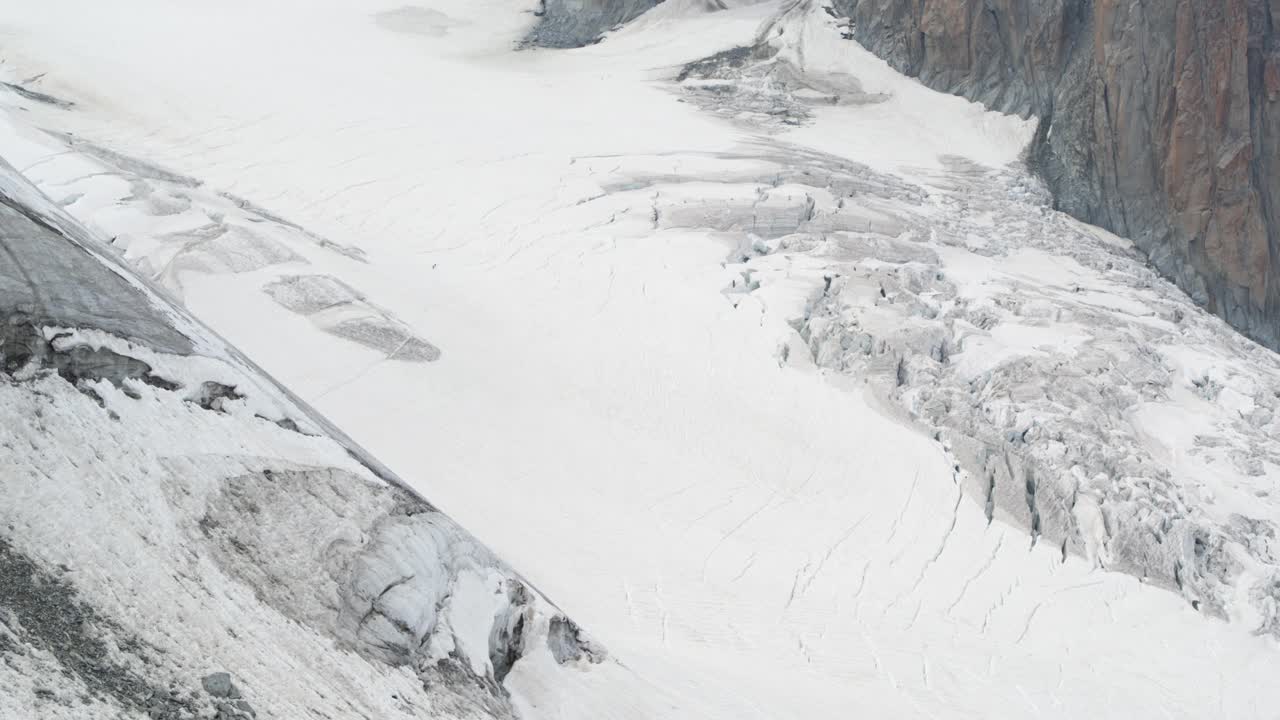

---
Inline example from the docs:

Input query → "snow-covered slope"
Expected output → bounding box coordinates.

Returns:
[0,127,629,720]
[3,0,1280,718]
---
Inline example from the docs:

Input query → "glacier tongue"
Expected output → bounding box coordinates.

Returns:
[2,0,1280,718]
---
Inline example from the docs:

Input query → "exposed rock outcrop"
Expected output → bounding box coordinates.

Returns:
[526,0,664,47]
[834,0,1280,350]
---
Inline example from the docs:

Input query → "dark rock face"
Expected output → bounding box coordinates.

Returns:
[526,0,664,47]
[835,0,1280,350]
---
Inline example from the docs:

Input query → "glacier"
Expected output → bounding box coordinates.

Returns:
[2,0,1280,718]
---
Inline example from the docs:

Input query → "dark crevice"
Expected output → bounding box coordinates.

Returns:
[0,81,74,109]
[489,584,532,683]
[1,318,180,393]
[1024,466,1041,547]
[983,468,997,525]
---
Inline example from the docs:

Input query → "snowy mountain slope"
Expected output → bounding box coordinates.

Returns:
[0,134,644,719]
[2,0,1280,718]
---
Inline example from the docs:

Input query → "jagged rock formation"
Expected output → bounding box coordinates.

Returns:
[833,0,1280,351]
[526,0,664,47]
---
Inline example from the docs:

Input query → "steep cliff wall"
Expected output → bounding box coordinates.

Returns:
[835,0,1280,350]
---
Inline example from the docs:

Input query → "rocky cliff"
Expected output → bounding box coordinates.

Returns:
[834,0,1280,350]
[527,0,664,47]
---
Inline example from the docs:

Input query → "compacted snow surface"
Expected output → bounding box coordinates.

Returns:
[3,0,1280,718]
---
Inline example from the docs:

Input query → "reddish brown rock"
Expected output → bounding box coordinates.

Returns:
[837,0,1280,350]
